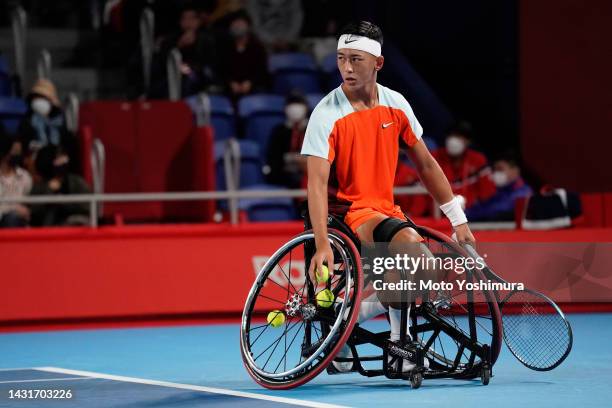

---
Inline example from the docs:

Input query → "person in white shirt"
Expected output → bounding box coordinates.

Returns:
[0,136,32,228]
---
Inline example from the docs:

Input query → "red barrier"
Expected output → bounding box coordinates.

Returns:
[1,223,612,330]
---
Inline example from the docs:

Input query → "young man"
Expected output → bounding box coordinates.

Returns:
[300,21,476,371]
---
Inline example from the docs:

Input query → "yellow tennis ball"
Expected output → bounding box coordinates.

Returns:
[315,265,330,283]
[267,310,285,328]
[316,289,335,308]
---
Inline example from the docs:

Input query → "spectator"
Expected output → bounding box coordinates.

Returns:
[218,11,269,101]
[466,153,533,222]
[0,135,31,228]
[29,145,91,227]
[266,93,308,188]
[431,122,496,209]
[246,0,303,50]
[17,79,78,172]
[152,1,220,97]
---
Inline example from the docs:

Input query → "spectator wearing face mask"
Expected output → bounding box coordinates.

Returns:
[265,94,309,189]
[29,145,91,227]
[431,122,496,209]
[18,79,71,154]
[218,11,269,102]
[465,153,533,222]
[0,135,31,228]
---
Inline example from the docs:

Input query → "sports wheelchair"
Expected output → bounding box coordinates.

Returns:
[240,205,504,389]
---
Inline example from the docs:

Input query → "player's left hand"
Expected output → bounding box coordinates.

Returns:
[453,223,476,244]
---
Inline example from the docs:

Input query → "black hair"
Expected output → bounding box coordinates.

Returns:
[227,9,252,26]
[285,91,307,106]
[35,145,58,180]
[339,21,383,45]
[447,120,473,139]
[494,149,521,168]
[0,135,13,159]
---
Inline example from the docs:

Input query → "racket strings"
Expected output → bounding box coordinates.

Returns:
[502,292,571,370]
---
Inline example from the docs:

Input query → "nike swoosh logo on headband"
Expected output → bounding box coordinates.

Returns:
[344,35,358,44]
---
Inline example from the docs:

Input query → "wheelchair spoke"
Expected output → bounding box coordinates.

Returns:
[257,293,288,306]
[249,322,272,332]
[263,317,294,371]
[275,321,307,374]
[254,318,300,363]
[265,275,291,296]
[277,257,300,296]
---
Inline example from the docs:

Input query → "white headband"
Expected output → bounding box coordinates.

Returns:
[337,34,381,57]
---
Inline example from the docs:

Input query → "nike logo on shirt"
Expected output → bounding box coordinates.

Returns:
[382,122,394,129]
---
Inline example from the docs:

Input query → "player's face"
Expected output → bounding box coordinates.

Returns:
[337,49,383,88]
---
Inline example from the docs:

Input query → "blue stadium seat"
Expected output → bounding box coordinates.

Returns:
[0,97,27,134]
[214,139,265,191]
[0,55,11,97]
[239,185,296,222]
[269,53,321,95]
[184,94,236,141]
[321,53,342,91]
[238,94,285,155]
[305,93,324,111]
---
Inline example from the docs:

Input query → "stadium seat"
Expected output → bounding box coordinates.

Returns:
[238,94,285,155]
[0,55,12,97]
[235,140,265,188]
[269,53,321,95]
[239,185,296,222]
[214,139,265,191]
[0,97,27,134]
[321,53,342,91]
[184,94,236,141]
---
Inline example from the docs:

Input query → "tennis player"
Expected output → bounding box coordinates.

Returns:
[301,21,476,372]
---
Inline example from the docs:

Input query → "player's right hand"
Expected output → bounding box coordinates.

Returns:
[309,244,334,284]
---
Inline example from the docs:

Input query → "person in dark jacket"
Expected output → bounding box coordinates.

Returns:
[218,11,269,101]
[29,145,91,226]
[466,153,533,221]
[266,94,308,189]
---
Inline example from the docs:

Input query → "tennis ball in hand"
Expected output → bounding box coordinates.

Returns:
[316,289,335,308]
[315,265,330,283]
[267,310,285,328]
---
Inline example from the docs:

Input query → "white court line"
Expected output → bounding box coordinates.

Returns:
[0,377,94,384]
[0,367,40,372]
[35,367,348,408]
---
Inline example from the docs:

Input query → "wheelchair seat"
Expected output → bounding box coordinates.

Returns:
[299,199,420,251]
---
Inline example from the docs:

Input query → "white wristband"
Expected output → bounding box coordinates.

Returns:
[440,196,468,227]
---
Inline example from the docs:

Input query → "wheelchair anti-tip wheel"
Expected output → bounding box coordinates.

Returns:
[240,228,363,389]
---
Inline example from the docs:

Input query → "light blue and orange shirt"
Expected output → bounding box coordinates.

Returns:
[301,83,423,232]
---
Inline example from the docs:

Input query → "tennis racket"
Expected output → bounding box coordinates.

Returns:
[463,244,573,371]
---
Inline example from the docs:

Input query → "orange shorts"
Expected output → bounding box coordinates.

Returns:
[344,206,407,235]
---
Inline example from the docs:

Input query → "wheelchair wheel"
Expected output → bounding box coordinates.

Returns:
[413,226,503,377]
[240,228,363,389]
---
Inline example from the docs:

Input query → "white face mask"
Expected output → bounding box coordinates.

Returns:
[31,97,52,117]
[492,171,510,187]
[445,136,466,157]
[285,103,308,125]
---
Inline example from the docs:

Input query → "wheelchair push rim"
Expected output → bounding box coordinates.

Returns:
[240,228,363,389]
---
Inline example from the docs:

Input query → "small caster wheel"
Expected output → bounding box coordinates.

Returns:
[481,366,491,385]
[410,372,422,389]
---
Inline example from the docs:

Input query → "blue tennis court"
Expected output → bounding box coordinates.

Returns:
[1,313,610,407]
